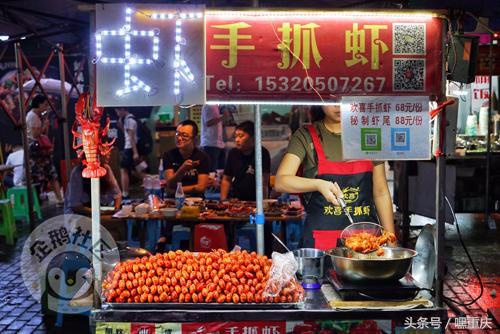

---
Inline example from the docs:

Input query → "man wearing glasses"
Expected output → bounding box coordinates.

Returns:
[162,120,210,196]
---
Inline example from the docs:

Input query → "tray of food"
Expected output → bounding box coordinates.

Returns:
[104,301,303,310]
[102,249,304,308]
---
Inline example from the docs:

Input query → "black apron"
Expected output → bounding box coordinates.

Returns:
[303,125,378,249]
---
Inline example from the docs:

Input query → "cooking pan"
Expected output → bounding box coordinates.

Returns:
[328,247,417,282]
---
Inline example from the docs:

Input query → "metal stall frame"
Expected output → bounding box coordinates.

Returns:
[89,6,449,331]
[10,42,77,229]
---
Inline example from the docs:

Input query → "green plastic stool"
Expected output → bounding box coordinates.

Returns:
[0,199,16,245]
[7,186,42,223]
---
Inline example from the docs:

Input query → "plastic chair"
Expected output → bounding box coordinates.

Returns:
[126,219,163,252]
[285,219,303,251]
[235,223,256,252]
[0,199,16,245]
[171,225,192,250]
[194,223,227,252]
[7,186,42,223]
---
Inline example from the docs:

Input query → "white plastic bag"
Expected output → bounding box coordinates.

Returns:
[263,251,304,302]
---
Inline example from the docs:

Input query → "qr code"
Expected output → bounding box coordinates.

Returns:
[393,58,425,91]
[394,132,407,146]
[393,23,426,55]
[365,134,378,147]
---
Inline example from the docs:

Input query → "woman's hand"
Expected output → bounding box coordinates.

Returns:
[315,180,343,206]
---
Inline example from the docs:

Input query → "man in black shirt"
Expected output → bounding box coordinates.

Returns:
[162,120,210,196]
[221,121,271,201]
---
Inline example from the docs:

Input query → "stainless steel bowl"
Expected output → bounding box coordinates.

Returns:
[328,247,418,282]
[293,248,325,279]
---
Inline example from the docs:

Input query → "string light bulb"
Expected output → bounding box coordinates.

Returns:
[96,7,203,99]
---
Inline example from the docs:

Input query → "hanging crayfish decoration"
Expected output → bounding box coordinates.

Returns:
[72,92,115,178]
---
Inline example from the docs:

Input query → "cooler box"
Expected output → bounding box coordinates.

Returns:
[194,223,227,252]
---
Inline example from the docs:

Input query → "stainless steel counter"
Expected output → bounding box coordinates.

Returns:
[91,289,446,323]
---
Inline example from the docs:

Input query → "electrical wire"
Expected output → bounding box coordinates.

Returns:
[442,195,484,307]
[446,17,458,78]
[269,22,325,103]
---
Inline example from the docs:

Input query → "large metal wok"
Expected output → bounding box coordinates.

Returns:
[327,247,418,282]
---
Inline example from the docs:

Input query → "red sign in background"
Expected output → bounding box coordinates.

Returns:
[206,12,444,102]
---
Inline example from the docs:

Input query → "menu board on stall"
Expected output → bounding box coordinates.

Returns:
[95,4,205,107]
[341,96,431,160]
[206,11,444,103]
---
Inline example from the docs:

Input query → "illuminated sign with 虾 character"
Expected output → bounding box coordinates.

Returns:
[95,4,205,106]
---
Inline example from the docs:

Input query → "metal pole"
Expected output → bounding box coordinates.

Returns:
[91,178,102,308]
[435,20,447,308]
[14,43,36,231]
[400,162,410,248]
[57,44,72,185]
[88,10,102,309]
[435,110,446,308]
[255,105,265,255]
[485,37,495,229]
[251,0,265,255]
[89,11,96,94]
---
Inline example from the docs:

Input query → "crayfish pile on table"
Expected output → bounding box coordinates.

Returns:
[103,249,304,304]
[344,231,396,255]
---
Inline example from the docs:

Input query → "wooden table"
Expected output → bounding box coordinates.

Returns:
[113,212,305,255]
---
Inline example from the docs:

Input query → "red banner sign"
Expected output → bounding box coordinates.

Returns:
[182,321,286,334]
[206,11,444,102]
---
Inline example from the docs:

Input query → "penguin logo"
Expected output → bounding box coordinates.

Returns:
[45,251,92,313]
[21,214,120,315]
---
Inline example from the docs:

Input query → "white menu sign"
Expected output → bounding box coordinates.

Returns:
[341,96,431,160]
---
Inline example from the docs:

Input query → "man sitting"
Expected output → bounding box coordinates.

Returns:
[3,144,24,188]
[162,120,211,197]
[157,120,211,252]
[220,121,271,201]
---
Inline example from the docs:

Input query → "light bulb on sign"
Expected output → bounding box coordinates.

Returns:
[95,8,157,97]
[95,7,203,100]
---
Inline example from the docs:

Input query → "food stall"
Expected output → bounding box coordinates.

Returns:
[87,4,449,334]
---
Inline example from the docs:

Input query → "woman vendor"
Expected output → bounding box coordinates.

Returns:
[275,105,396,249]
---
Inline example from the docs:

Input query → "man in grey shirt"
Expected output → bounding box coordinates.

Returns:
[200,104,229,172]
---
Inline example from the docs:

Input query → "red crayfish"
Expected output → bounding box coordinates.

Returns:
[72,92,115,178]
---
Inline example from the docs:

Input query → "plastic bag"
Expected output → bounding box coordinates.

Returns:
[263,251,304,302]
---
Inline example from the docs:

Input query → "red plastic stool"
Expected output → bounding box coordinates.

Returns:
[194,223,227,252]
